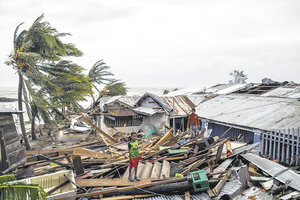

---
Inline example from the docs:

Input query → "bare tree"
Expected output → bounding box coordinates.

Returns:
[229,70,248,84]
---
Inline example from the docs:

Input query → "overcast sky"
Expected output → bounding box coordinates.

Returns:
[1,0,300,88]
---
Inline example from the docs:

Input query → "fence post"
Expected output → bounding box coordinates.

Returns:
[272,131,276,160]
[291,128,295,166]
[296,128,300,166]
[281,130,285,163]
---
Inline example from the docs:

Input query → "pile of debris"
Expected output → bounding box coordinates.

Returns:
[4,115,300,200]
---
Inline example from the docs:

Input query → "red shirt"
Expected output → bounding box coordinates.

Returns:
[187,113,200,126]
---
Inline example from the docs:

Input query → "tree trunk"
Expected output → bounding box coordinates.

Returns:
[18,71,31,150]
[31,114,37,140]
[90,93,96,108]
[22,80,32,121]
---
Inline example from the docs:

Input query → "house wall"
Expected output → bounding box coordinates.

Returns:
[208,122,254,142]
[0,113,26,172]
[141,113,169,134]
[98,113,169,135]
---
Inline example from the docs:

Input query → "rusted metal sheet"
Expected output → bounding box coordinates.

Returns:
[107,109,137,116]
[161,96,195,117]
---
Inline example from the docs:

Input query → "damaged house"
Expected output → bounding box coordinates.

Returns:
[0,107,26,173]
[94,93,195,136]
[195,83,300,165]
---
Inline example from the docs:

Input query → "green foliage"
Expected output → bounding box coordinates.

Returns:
[6,14,92,126]
[0,175,16,184]
[88,60,114,86]
[0,182,47,200]
[104,80,128,96]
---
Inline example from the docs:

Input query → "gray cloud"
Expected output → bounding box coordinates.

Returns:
[1,0,300,88]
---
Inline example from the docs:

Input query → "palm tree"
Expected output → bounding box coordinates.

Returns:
[42,60,93,115]
[6,14,82,147]
[103,80,128,97]
[87,60,114,103]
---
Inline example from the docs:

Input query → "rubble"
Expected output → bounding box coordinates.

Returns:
[1,82,300,199]
[1,115,299,200]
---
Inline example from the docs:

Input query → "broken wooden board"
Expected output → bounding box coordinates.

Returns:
[140,162,153,179]
[122,163,145,179]
[76,178,152,187]
[248,163,261,176]
[73,148,111,159]
[150,162,162,179]
[101,194,154,200]
[159,160,170,179]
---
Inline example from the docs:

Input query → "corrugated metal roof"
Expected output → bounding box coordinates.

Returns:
[0,107,22,114]
[214,179,243,199]
[134,195,184,200]
[133,107,159,116]
[233,187,273,200]
[107,109,137,116]
[136,93,173,113]
[261,86,300,99]
[186,95,207,107]
[195,94,300,131]
[205,84,250,95]
[161,96,195,117]
[241,153,300,191]
[99,95,141,110]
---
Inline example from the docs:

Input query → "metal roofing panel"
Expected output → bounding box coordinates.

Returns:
[205,84,249,95]
[213,179,243,199]
[261,86,300,99]
[233,187,273,200]
[133,107,158,116]
[137,93,173,113]
[241,153,300,191]
[195,94,300,131]
[161,96,195,116]
[0,107,22,114]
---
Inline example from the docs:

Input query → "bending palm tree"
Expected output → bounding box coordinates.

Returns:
[88,60,114,103]
[6,14,82,148]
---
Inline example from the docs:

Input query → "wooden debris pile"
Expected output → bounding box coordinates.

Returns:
[8,115,300,200]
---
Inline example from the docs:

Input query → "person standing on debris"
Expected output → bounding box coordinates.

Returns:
[128,132,141,182]
[187,108,201,138]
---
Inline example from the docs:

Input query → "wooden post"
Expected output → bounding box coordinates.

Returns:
[80,116,117,143]
[185,191,190,200]
[212,169,232,196]
[73,156,84,175]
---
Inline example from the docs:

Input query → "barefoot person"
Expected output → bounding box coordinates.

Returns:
[128,132,141,182]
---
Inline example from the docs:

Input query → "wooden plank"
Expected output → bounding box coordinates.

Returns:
[137,163,145,178]
[182,158,206,175]
[0,119,14,126]
[159,160,170,179]
[80,116,117,143]
[215,143,224,163]
[248,163,260,176]
[73,156,84,175]
[150,162,162,179]
[73,148,111,159]
[122,167,130,179]
[101,195,154,200]
[53,177,187,200]
[76,178,152,187]
[165,156,185,161]
[140,162,153,179]
[212,169,232,196]
[185,191,190,200]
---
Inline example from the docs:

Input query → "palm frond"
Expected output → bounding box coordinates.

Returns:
[13,22,24,52]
